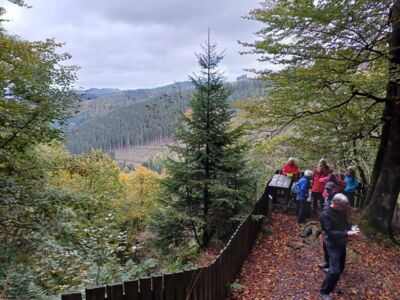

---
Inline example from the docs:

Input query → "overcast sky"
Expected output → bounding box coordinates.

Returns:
[3,0,263,90]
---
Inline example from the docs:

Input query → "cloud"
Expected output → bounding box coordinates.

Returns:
[3,0,263,89]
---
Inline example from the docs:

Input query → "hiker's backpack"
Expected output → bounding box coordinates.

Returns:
[291,181,300,194]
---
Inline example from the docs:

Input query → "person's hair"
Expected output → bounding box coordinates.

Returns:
[288,157,295,163]
[331,193,349,206]
[304,170,313,177]
[319,158,327,165]
[347,167,356,178]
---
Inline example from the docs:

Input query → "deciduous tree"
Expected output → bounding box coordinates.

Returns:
[242,0,400,235]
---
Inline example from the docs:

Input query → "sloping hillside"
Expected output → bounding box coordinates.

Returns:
[66,79,267,154]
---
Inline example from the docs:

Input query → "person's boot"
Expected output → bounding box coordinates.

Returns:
[318,261,328,268]
[319,293,332,300]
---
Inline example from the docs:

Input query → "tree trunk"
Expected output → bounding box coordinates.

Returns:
[365,103,400,232]
[202,183,210,248]
[365,0,400,233]
[356,165,367,185]
[364,104,391,206]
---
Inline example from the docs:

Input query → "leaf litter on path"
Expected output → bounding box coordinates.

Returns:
[229,212,400,300]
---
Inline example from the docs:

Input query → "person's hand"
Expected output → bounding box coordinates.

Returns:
[347,230,361,237]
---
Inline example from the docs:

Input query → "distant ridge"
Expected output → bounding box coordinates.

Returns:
[75,88,121,100]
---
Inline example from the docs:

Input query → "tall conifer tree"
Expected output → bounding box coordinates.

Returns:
[151,34,252,250]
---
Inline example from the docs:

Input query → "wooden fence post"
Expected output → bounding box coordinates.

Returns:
[152,275,163,300]
[61,293,82,300]
[124,280,139,300]
[86,287,105,300]
[139,277,152,300]
[106,283,123,300]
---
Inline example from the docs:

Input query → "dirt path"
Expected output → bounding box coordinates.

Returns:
[229,212,400,300]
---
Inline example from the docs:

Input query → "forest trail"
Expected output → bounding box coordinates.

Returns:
[229,212,400,300]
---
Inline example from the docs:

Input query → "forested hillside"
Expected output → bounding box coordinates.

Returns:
[66,79,267,154]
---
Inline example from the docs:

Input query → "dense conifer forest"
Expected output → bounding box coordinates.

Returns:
[66,79,267,153]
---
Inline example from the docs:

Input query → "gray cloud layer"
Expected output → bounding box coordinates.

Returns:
[3,0,262,89]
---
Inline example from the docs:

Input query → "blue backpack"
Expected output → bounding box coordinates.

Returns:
[291,181,300,194]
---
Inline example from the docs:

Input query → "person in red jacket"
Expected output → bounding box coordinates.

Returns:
[319,159,331,175]
[311,159,332,213]
[281,157,300,180]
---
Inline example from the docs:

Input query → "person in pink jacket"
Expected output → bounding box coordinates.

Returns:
[311,159,332,213]
[320,173,346,198]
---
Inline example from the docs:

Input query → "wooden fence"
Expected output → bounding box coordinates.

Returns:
[62,184,270,300]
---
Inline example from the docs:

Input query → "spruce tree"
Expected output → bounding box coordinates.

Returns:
[151,35,252,250]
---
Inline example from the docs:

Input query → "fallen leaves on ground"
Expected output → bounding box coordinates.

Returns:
[195,245,220,267]
[229,212,400,300]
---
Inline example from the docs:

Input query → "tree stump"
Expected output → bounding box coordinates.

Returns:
[300,221,321,244]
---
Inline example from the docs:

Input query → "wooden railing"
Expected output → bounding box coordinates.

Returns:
[62,184,270,300]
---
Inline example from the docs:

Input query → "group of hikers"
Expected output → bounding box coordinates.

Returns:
[281,157,362,300]
[282,157,359,224]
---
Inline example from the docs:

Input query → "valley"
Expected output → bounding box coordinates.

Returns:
[66,78,267,163]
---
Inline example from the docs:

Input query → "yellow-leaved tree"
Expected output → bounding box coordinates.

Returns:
[116,166,160,244]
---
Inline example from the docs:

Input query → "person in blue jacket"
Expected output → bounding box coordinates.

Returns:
[344,167,359,207]
[296,170,313,225]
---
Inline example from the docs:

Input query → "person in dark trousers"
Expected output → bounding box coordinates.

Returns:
[319,193,360,300]
[344,167,359,207]
[296,170,313,225]
[319,181,337,270]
